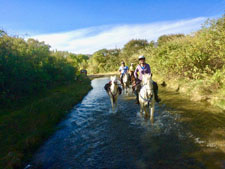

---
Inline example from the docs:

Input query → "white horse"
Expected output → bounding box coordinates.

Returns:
[139,74,155,123]
[122,72,130,94]
[108,76,120,111]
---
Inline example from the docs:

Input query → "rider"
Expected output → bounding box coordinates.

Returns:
[119,61,129,86]
[134,55,161,104]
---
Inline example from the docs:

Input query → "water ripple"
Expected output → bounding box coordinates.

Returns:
[28,77,205,169]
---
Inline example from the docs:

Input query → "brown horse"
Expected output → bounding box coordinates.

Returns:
[130,71,136,93]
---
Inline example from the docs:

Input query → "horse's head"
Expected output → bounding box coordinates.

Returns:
[110,76,119,95]
[123,73,128,82]
[142,74,152,84]
[142,74,153,97]
[110,76,118,85]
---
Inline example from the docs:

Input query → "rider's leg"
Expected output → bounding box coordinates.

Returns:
[128,73,131,82]
[104,83,111,92]
[118,86,122,95]
[153,81,161,103]
[120,74,124,87]
[134,83,141,104]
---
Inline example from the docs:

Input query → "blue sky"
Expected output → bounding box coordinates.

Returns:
[0,0,224,53]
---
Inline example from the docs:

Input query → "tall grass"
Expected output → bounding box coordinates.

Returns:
[0,78,92,169]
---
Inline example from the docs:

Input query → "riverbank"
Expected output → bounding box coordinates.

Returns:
[88,72,119,79]
[0,78,92,169]
[152,74,225,111]
[135,73,225,168]
[157,84,225,169]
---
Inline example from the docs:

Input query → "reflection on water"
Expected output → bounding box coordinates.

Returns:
[28,77,225,169]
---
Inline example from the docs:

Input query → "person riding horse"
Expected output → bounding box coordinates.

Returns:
[104,61,129,94]
[133,55,161,104]
[119,61,129,87]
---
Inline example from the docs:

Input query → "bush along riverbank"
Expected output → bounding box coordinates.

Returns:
[152,74,225,110]
[143,16,225,110]
[144,16,225,110]
[85,15,225,110]
[0,77,92,169]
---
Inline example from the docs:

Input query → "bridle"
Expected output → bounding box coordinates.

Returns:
[139,82,154,107]
[109,81,119,102]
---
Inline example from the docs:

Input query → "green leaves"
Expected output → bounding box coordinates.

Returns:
[145,15,225,83]
[87,48,121,73]
[0,32,77,107]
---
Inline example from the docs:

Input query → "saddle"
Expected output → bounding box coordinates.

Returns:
[104,81,122,95]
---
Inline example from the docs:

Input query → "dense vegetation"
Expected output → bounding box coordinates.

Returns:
[145,16,225,108]
[0,31,89,108]
[87,39,150,73]
[87,15,225,109]
[87,48,121,73]
[0,31,92,168]
[88,16,225,79]
[145,17,225,81]
[0,78,92,169]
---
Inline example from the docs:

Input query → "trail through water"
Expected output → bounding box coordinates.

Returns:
[28,77,225,169]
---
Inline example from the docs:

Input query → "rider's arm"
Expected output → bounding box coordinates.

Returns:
[118,67,121,74]
[146,64,151,74]
[134,66,139,79]
[126,66,129,73]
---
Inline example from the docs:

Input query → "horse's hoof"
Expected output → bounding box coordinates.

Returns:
[150,118,154,123]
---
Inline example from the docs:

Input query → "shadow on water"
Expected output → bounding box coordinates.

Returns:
[27,77,225,169]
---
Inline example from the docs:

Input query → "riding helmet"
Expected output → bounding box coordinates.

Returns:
[138,55,145,60]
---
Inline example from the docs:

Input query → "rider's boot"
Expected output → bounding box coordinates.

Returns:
[136,96,140,104]
[135,92,139,104]
[120,78,124,89]
[153,81,161,103]
[118,86,122,95]
[153,88,161,103]
[155,94,161,103]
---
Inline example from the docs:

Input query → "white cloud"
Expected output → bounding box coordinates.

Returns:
[30,17,207,54]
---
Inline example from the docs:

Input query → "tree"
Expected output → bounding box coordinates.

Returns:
[121,39,149,63]
[157,34,185,46]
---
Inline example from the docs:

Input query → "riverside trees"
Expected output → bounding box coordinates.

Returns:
[0,32,88,107]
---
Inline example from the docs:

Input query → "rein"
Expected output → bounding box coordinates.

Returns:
[109,88,118,97]
[109,84,119,103]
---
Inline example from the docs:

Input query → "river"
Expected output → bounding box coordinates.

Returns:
[27,77,225,169]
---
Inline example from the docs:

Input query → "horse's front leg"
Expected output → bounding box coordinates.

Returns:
[123,85,126,94]
[114,95,118,105]
[126,86,129,95]
[143,106,149,119]
[110,97,114,110]
[139,101,144,116]
[150,103,155,123]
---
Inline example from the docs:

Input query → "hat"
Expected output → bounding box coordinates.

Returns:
[138,55,145,60]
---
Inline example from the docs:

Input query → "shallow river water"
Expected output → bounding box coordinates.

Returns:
[28,77,225,169]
